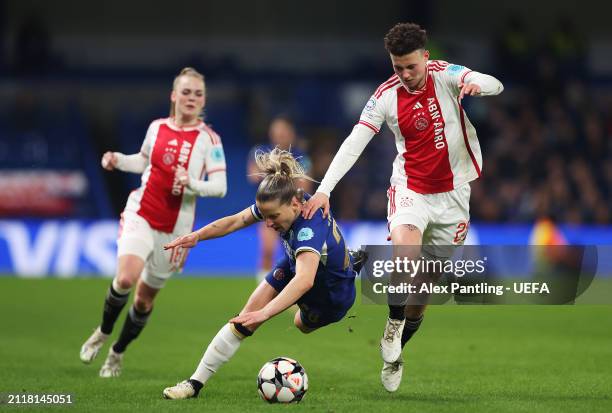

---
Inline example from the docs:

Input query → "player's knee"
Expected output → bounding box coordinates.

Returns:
[293,313,315,334]
[114,276,135,291]
[133,294,153,313]
[404,305,426,319]
[295,320,314,334]
[391,224,422,246]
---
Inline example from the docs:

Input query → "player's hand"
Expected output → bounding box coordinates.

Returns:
[302,192,330,219]
[458,82,481,101]
[230,310,270,328]
[101,151,118,170]
[163,232,199,250]
[176,166,190,186]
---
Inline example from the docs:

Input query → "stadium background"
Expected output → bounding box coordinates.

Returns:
[1,0,612,276]
[1,1,611,412]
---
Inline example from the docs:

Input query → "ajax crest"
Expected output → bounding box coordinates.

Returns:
[415,117,429,131]
[163,153,175,165]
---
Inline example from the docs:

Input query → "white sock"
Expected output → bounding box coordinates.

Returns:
[190,323,243,385]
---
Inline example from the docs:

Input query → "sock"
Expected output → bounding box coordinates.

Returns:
[401,315,424,348]
[188,379,204,395]
[388,305,406,321]
[100,282,130,335]
[112,305,152,353]
[190,323,246,385]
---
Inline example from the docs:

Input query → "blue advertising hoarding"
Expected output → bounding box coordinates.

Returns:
[0,220,611,277]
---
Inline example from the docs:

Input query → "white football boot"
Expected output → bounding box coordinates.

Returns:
[380,317,405,363]
[381,356,404,392]
[99,346,124,378]
[163,380,197,399]
[79,327,109,364]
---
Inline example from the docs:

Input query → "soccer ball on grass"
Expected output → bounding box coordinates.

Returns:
[257,357,308,403]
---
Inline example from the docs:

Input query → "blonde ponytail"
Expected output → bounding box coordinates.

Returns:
[254,147,315,205]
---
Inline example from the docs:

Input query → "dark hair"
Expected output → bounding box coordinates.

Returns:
[384,23,428,56]
[254,147,314,205]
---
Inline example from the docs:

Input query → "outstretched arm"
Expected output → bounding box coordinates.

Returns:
[163,207,256,250]
[177,168,227,198]
[458,71,504,100]
[302,125,375,218]
[101,151,148,174]
[230,251,319,327]
[317,125,375,197]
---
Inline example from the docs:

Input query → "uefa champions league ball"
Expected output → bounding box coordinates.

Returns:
[257,357,308,403]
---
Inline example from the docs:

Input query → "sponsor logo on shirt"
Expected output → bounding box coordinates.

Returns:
[171,140,193,196]
[297,227,314,241]
[427,97,446,150]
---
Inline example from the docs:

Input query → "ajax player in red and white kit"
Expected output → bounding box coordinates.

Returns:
[79,67,227,378]
[303,23,503,391]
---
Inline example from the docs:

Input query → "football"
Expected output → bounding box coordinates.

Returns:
[257,357,308,403]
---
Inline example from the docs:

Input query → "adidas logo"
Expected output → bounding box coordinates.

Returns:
[168,139,178,146]
[413,102,423,110]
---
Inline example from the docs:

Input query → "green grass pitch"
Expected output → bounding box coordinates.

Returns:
[1,277,611,412]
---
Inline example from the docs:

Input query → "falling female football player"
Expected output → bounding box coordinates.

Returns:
[162,148,366,399]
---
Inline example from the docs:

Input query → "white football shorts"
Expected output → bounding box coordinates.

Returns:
[387,183,471,257]
[116,211,188,289]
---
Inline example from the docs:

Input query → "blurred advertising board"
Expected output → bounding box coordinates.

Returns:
[0,220,611,277]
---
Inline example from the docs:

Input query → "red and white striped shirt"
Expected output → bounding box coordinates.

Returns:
[359,60,503,193]
[124,118,226,233]
[317,60,503,197]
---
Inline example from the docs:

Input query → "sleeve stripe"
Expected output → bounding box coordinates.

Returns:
[374,79,400,98]
[201,123,222,145]
[206,167,226,174]
[295,247,321,257]
[358,120,380,133]
[456,96,482,177]
[374,74,400,96]
[427,60,449,72]
[460,70,473,83]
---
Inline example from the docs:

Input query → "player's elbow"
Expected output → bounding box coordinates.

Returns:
[295,275,314,292]
[302,277,315,291]
[489,75,504,95]
[496,80,504,95]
